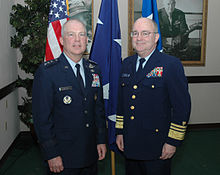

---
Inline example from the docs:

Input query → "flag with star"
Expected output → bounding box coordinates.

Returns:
[45,0,69,61]
[89,0,121,151]
[142,0,162,51]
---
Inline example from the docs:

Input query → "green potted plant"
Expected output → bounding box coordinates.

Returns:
[10,0,50,129]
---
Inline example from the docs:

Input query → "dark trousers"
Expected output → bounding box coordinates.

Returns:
[125,158,171,175]
[47,162,97,175]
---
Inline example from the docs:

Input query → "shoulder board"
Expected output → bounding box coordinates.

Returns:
[44,58,59,68]
[88,59,97,65]
[88,59,97,69]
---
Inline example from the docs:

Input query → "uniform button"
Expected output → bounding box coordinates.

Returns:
[86,123,89,128]
[130,116,135,120]
[131,95,136,99]
[84,110,88,114]
[84,97,87,101]
[155,129,159,132]
[130,106,135,110]
[133,85,138,89]
[94,94,97,101]
[122,83,125,87]
[152,85,155,88]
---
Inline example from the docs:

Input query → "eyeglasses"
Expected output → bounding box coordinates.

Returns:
[131,31,157,38]
[65,32,87,38]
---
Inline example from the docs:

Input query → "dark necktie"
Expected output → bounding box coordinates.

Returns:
[75,64,84,92]
[136,58,145,80]
[137,58,145,74]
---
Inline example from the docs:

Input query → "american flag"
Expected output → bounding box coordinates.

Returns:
[45,0,69,61]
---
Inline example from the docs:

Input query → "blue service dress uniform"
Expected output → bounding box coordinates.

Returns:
[116,50,191,160]
[32,53,106,168]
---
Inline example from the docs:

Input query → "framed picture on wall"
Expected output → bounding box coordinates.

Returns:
[68,0,93,53]
[128,0,208,66]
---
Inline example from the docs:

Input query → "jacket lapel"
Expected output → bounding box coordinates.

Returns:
[135,50,161,83]
[59,54,82,94]
[83,58,93,96]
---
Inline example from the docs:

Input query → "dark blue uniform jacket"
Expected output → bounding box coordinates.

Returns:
[32,53,106,168]
[116,50,191,160]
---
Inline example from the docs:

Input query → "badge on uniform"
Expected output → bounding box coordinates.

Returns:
[121,73,130,78]
[89,63,95,69]
[63,95,72,104]
[146,67,163,78]
[59,86,72,91]
[91,74,100,87]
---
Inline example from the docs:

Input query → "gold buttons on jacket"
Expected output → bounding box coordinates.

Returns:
[131,95,136,99]
[133,85,138,89]
[130,116,135,120]
[152,85,155,88]
[155,129,159,132]
[122,83,125,87]
[130,106,135,110]
[86,123,89,128]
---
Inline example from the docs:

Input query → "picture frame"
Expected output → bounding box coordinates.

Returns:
[68,0,93,54]
[128,0,208,66]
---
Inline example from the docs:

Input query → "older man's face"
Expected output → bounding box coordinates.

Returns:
[60,20,88,60]
[164,0,176,14]
[131,18,159,57]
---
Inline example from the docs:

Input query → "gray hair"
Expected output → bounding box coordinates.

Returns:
[61,19,87,37]
[151,19,158,33]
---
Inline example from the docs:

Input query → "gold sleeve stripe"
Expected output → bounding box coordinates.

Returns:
[116,115,124,129]
[168,129,185,140]
[115,122,123,129]
[171,123,187,129]
[116,115,124,119]
[170,126,186,132]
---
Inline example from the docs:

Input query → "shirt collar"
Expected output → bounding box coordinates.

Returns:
[63,52,83,69]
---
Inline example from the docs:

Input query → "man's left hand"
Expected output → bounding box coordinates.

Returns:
[97,144,107,160]
[160,143,176,160]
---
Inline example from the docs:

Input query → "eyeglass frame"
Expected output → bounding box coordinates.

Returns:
[65,32,87,38]
[130,31,158,38]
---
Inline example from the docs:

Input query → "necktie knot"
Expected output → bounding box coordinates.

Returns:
[75,63,80,71]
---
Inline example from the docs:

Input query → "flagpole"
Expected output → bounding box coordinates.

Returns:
[111,151,116,175]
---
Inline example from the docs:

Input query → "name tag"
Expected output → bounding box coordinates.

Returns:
[59,86,72,91]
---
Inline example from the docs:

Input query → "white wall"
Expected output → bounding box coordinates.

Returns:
[0,0,20,159]
[0,91,19,158]
[185,0,220,124]
[0,0,17,89]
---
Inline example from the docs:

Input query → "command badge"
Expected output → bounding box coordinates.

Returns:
[63,95,72,104]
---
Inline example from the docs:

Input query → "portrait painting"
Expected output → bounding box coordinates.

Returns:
[129,0,208,66]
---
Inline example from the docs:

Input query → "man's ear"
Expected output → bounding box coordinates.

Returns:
[60,37,63,46]
[155,33,160,43]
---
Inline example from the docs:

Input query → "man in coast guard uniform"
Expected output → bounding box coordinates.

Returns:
[32,19,106,175]
[116,18,191,175]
